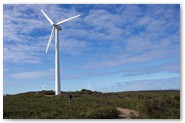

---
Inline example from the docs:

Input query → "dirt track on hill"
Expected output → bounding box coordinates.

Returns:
[116,107,139,119]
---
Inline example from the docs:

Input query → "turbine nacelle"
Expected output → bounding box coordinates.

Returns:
[53,24,62,30]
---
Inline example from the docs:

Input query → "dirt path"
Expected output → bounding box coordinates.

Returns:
[116,107,139,119]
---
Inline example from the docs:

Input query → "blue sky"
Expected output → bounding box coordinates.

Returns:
[3,4,180,94]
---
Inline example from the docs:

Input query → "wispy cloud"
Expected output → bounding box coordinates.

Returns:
[99,78,180,92]
[60,60,179,81]
[10,69,54,79]
[80,5,180,69]
[116,78,180,92]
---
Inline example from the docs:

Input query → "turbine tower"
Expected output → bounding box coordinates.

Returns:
[41,10,80,95]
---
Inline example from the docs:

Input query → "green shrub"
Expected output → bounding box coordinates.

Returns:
[3,90,180,119]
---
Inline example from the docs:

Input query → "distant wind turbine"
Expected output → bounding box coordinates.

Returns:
[41,10,80,95]
[42,84,47,91]
[87,82,91,90]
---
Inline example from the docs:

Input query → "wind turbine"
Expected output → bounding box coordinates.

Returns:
[41,10,80,95]
[42,84,47,91]
[86,82,91,90]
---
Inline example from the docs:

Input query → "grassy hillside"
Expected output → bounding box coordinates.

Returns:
[3,89,180,119]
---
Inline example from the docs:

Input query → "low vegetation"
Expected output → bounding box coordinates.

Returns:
[3,89,180,119]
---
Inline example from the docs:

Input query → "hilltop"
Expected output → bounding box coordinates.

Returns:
[3,89,180,119]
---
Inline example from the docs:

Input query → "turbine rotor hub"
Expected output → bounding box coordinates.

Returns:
[53,24,62,30]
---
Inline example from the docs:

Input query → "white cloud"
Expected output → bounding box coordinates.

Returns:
[60,59,179,80]
[10,69,54,79]
[60,38,90,55]
[82,48,176,69]
[81,4,179,70]
[3,36,48,63]
[116,78,180,92]
[98,77,180,92]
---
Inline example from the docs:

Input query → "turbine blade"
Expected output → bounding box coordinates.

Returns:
[56,14,80,25]
[41,10,54,25]
[45,27,55,53]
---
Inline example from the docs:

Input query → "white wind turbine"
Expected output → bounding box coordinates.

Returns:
[87,82,91,90]
[42,84,47,91]
[41,10,80,95]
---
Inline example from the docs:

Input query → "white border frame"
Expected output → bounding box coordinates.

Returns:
[1,0,183,123]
